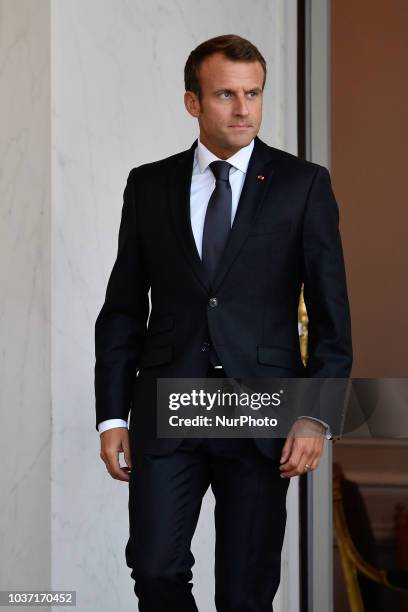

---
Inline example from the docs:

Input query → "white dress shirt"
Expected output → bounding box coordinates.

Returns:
[98,137,332,439]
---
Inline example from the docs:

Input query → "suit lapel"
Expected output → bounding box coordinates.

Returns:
[211,136,275,293]
[167,136,275,295]
[168,139,211,292]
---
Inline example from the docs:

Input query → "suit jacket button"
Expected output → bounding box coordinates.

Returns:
[201,342,210,352]
[209,297,218,308]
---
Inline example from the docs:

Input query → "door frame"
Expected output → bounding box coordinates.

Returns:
[298,1,333,611]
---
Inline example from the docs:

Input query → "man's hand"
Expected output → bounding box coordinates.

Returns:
[279,418,325,478]
[99,427,132,481]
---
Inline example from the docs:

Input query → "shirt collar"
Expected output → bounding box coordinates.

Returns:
[195,136,255,174]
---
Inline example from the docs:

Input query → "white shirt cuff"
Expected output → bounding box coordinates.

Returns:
[98,418,128,434]
[297,416,333,440]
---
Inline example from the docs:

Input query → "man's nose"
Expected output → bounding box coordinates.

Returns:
[233,96,250,116]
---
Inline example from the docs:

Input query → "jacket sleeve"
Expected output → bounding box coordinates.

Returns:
[94,168,150,430]
[302,165,353,378]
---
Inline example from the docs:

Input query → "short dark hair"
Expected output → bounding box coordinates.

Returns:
[184,34,267,99]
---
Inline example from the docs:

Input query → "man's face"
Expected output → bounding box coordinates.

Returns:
[184,52,264,158]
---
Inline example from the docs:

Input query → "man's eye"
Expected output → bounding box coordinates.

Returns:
[219,91,258,99]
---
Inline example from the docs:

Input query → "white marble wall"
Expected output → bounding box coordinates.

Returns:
[1,1,298,611]
[0,0,51,607]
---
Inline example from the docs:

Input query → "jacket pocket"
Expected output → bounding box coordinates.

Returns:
[147,314,174,335]
[257,344,300,369]
[139,345,173,368]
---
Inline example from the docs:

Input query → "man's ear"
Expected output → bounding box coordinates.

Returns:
[184,91,201,118]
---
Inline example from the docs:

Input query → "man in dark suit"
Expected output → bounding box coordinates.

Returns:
[95,34,352,611]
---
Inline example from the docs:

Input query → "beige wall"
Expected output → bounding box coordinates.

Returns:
[331,0,408,377]
[0,0,51,599]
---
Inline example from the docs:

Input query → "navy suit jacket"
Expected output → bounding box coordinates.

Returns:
[94,136,352,458]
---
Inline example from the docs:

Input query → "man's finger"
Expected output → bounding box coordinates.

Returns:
[99,427,132,481]
[280,440,324,477]
[123,442,133,471]
[104,452,131,481]
[280,441,303,473]
[281,451,309,477]
[280,440,312,475]
[297,452,316,476]
[280,435,294,464]
[309,458,320,471]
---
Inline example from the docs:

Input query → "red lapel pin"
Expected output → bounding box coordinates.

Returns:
[257,175,265,181]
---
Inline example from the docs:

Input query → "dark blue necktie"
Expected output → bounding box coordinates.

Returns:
[202,160,232,366]
[202,160,232,284]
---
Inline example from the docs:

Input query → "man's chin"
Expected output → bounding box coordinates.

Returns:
[223,130,256,148]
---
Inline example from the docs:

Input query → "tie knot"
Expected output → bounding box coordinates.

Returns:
[209,160,232,182]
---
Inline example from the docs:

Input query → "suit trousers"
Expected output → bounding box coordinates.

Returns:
[125,365,290,611]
